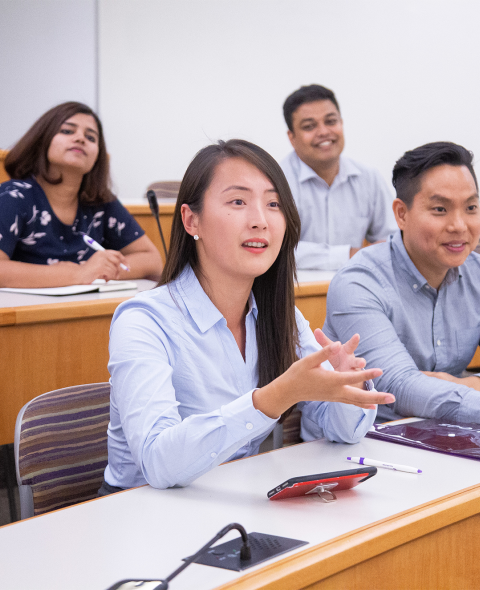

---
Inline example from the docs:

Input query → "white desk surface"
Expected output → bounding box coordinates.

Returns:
[0,279,157,308]
[2,436,480,590]
[0,273,332,310]
[296,269,335,283]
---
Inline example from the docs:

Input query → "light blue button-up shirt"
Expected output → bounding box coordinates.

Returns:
[281,152,396,270]
[324,230,480,423]
[105,265,375,489]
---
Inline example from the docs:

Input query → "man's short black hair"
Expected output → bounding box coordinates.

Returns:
[283,84,340,132]
[392,141,478,208]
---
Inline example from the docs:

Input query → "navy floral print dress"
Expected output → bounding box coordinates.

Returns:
[0,177,144,264]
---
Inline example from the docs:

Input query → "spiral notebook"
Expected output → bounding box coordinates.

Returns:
[366,418,480,461]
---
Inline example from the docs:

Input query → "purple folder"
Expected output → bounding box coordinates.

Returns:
[366,419,480,461]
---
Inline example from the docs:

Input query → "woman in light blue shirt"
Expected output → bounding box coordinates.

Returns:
[101,140,393,493]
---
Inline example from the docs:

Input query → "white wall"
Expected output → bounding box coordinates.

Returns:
[0,0,97,149]
[99,0,480,202]
[2,1,479,202]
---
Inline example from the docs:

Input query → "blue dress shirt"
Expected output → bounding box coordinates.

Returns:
[280,152,396,270]
[323,230,480,423]
[105,265,375,489]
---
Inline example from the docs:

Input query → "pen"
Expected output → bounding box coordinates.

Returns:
[347,456,422,474]
[83,234,130,271]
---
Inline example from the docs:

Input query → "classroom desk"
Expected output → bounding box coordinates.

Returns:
[0,281,156,446]
[1,434,480,589]
[0,272,331,446]
[127,202,175,264]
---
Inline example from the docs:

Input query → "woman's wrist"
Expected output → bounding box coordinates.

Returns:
[252,374,295,419]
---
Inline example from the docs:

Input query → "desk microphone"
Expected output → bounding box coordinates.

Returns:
[146,189,168,260]
[106,523,251,590]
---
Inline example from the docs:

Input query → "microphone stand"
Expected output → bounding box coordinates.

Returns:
[156,523,251,589]
[146,189,168,260]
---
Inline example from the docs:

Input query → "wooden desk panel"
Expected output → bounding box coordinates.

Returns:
[0,299,123,445]
[126,203,175,264]
[294,280,329,332]
[0,149,9,183]
[0,281,329,445]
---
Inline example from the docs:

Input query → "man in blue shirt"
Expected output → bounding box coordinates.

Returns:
[323,141,480,422]
[281,84,395,270]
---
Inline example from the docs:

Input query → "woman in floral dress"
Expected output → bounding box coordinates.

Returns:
[0,102,162,287]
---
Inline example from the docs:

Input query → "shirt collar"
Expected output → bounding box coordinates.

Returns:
[176,265,258,333]
[295,152,361,186]
[390,230,461,293]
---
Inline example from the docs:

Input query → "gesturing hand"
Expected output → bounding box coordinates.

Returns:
[253,343,395,419]
[314,329,365,372]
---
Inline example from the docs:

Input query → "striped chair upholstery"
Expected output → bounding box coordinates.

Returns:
[14,383,110,519]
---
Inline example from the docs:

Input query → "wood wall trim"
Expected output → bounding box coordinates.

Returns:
[294,281,330,297]
[0,298,127,326]
[214,484,480,590]
[126,203,176,215]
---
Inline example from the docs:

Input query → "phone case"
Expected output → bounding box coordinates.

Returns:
[267,467,377,500]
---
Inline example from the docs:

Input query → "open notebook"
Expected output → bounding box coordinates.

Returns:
[0,279,138,296]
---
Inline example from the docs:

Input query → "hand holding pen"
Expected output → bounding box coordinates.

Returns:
[73,235,130,283]
[83,235,130,271]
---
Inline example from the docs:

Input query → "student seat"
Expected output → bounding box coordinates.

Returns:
[145,180,181,201]
[14,383,110,519]
[273,407,302,449]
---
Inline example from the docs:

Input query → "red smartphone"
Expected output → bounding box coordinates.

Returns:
[267,467,377,500]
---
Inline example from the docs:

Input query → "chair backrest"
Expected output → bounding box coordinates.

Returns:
[146,180,181,201]
[272,407,302,449]
[14,383,110,519]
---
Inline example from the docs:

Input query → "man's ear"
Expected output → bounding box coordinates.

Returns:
[287,129,295,149]
[181,204,199,238]
[392,198,408,231]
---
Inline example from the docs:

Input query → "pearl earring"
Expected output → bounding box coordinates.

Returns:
[194,235,199,241]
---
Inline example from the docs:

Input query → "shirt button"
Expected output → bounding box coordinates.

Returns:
[413,284,418,289]
[59,236,64,240]
[210,452,217,459]
[437,340,441,346]
[246,423,253,430]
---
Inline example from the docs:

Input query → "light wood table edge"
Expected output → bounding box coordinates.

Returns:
[0,297,128,326]
[294,281,330,298]
[214,483,480,590]
[126,203,176,215]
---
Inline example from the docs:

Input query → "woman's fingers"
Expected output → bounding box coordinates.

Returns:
[301,342,341,369]
[314,329,361,356]
[341,384,395,406]
[313,328,332,348]
[333,367,382,384]
[342,333,360,355]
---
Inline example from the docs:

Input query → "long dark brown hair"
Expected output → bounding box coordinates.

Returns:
[162,139,301,420]
[5,101,114,205]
